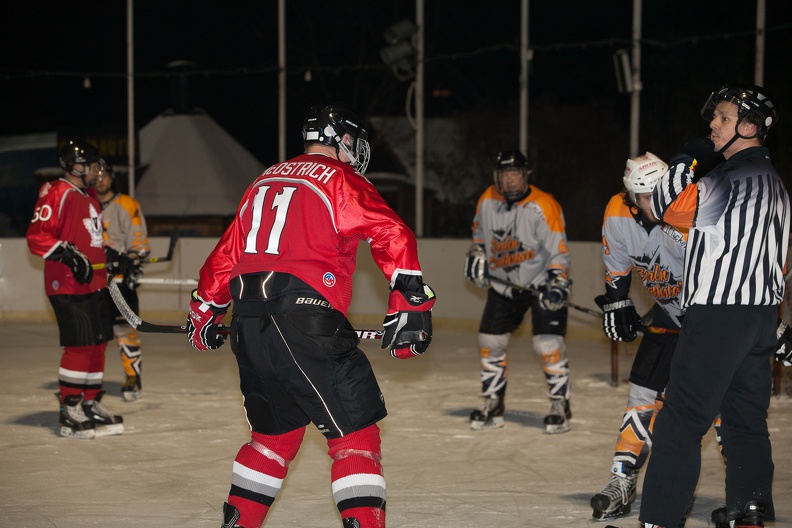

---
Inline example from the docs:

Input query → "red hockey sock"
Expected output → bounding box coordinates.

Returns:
[59,344,106,401]
[227,427,305,527]
[328,424,386,528]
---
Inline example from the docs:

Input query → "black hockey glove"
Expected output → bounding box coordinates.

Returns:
[595,295,641,342]
[382,275,436,359]
[124,252,145,290]
[46,241,93,284]
[105,247,134,279]
[539,271,571,311]
[186,289,229,351]
[671,134,714,167]
[464,244,489,288]
[776,319,792,367]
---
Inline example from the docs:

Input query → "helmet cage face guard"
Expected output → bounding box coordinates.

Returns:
[493,151,530,201]
[700,84,777,141]
[328,123,371,175]
[303,105,371,174]
[494,168,531,201]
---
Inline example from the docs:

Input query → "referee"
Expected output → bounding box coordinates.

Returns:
[639,84,789,528]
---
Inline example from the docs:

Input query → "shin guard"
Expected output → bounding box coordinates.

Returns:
[533,334,570,399]
[328,424,386,528]
[612,384,656,475]
[114,324,142,378]
[227,427,305,528]
[477,333,510,397]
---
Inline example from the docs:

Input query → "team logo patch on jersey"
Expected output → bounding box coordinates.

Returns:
[51,280,60,291]
[323,272,336,287]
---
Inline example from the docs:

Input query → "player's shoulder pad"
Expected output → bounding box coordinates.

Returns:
[521,185,562,213]
[604,193,633,219]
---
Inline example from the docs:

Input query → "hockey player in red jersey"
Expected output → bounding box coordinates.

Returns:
[186,103,435,528]
[464,150,572,433]
[26,139,125,439]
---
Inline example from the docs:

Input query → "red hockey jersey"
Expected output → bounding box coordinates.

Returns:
[27,179,108,295]
[197,152,422,315]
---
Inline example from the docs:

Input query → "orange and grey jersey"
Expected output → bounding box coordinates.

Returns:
[472,184,569,297]
[100,192,150,256]
[601,193,686,326]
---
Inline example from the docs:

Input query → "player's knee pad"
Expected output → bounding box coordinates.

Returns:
[327,423,382,462]
[113,323,141,348]
[532,334,566,362]
[478,332,510,359]
[249,427,306,466]
[627,383,658,410]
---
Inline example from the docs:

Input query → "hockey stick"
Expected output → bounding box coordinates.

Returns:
[106,276,383,339]
[485,276,679,335]
[93,228,180,270]
[487,276,601,316]
[131,277,198,286]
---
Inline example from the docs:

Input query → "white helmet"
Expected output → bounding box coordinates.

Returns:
[623,152,668,194]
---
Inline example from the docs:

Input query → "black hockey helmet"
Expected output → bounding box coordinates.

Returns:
[700,84,777,141]
[59,139,100,178]
[302,102,370,174]
[493,150,531,202]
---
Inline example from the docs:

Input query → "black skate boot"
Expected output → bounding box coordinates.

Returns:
[711,506,728,528]
[82,390,124,436]
[121,374,142,402]
[544,396,571,434]
[733,501,765,528]
[59,394,96,439]
[221,502,242,528]
[470,393,505,430]
[590,470,638,521]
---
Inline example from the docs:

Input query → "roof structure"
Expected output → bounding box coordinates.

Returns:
[367,116,481,203]
[135,109,264,216]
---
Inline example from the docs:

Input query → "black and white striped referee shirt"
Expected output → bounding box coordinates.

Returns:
[652,146,790,308]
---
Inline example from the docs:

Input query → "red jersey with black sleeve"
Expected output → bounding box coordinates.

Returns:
[196,152,423,316]
[26,178,108,295]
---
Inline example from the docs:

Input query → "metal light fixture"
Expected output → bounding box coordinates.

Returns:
[380,19,416,81]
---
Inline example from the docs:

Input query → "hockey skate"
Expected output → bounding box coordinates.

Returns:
[733,501,765,528]
[221,502,242,528]
[711,506,728,528]
[544,397,571,434]
[590,471,638,521]
[470,394,505,430]
[121,374,141,401]
[59,394,96,439]
[82,391,124,436]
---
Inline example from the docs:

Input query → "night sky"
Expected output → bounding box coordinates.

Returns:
[2,0,791,239]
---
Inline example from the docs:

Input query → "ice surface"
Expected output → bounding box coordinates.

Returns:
[0,322,788,527]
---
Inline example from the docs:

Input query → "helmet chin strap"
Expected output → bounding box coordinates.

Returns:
[715,117,759,155]
[326,125,357,167]
[68,166,89,188]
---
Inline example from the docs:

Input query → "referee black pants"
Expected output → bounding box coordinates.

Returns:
[640,304,776,526]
